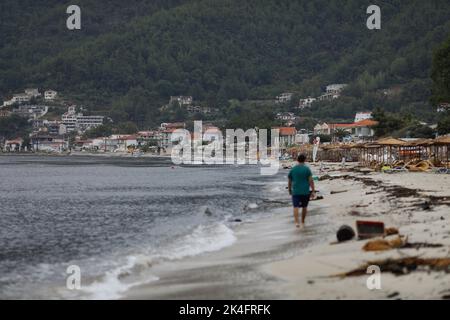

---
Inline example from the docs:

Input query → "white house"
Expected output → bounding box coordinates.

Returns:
[437,103,450,113]
[44,90,58,100]
[295,133,310,144]
[12,94,31,104]
[314,123,332,135]
[76,114,104,132]
[354,111,373,123]
[314,119,378,139]
[275,92,293,104]
[273,127,297,147]
[298,97,316,109]
[25,88,41,98]
[2,90,40,107]
[116,135,138,152]
[276,112,296,121]
[317,84,348,101]
[326,84,347,94]
[61,106,104,133]
[3,138,23,152]
[170,96,193,106]
[31,134,67,153]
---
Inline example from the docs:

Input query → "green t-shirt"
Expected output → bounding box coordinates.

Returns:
[288,164,312,195]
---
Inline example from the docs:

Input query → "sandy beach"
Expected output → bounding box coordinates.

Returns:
[124,163,450,300]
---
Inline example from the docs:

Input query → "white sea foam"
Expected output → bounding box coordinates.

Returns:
[247,203,258,209]
[81,222,236,299]
[81,255,159,300]
[152,222,237,261]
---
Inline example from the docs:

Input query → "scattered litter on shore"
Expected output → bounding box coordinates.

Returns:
[330,190,348,194]
[338,257,450,277]
[362,236,444,252]
[356,220,385,239]
[336,225,355,242]
[385,227,399,236]
[362,236,405,251]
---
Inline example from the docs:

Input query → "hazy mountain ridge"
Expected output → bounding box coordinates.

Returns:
[1,0,449,126]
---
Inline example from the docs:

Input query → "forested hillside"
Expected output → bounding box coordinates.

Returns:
[1,0,449,127]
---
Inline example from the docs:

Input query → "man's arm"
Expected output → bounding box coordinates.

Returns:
[288,177,292,195]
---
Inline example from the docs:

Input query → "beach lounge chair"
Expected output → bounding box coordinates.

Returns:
[435,167,449,174]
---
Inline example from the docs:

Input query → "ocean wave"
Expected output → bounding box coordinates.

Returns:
[81,222,236,299]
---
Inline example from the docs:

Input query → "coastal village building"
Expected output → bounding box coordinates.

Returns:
[273,127,297,147]
[352,119,378,138]
[170,96,193,106]
[276,112,296,121]
[61,106,104,133]
[437,103,450,113]
[24,88,41,98]
[2,88,50,107]
[202,126,222,142]
[317,84,348,101]
[354,111,373,122]
[12,105,48,119]
[61,106,78,132]
[159,128,177,149]
[275,92,293,104]
[186,105,212,114]
[298,97,316,109]
[13,94,31,104]
[295,133,310,144]
[0,109,12,118]
[3,138,23,152]
[314,119,378,140]
[326,84,348,95]
[76,114,105,132]
[276,112,297,127]
[160,122,186,130]
[31,134,67,152]
[44,90,58,100]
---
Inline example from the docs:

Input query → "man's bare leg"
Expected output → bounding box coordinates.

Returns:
[301,207,308,226]
[293,207,300,228]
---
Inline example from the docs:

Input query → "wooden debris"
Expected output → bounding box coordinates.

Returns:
[338,257,450,277]
[385,227,399,236]
[363,236,405,251]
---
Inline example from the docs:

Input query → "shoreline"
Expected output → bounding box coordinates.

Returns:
[124,163,450,300]
[0,152,172,158]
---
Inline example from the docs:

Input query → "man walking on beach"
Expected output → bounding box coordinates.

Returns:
[288,154,315,229]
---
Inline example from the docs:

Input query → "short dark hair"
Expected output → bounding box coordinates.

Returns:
[297,154,306,163]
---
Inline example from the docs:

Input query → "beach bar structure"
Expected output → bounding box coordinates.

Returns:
[358,137,407,165]
[399,139,433,163]
[286,136,450,167]
[320,143,360,162]
[357,136,450,167]
[431,136,450,166]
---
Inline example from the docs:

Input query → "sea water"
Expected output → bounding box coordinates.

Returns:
[0,155,288,299]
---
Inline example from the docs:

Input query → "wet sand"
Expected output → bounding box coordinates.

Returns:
[125,163,450,300]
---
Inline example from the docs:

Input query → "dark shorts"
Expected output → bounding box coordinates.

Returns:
[292,195,310,208]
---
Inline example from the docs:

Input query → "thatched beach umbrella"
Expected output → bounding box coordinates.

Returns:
[373,137,407,164]
[430,136,450,165]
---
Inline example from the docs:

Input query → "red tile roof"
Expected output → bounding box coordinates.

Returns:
[274,127,297,136]
[329,119,378,129]
[353,119,378,127]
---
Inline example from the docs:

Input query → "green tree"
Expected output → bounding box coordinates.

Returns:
[437,112,450,135]
[431,35,450,105]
